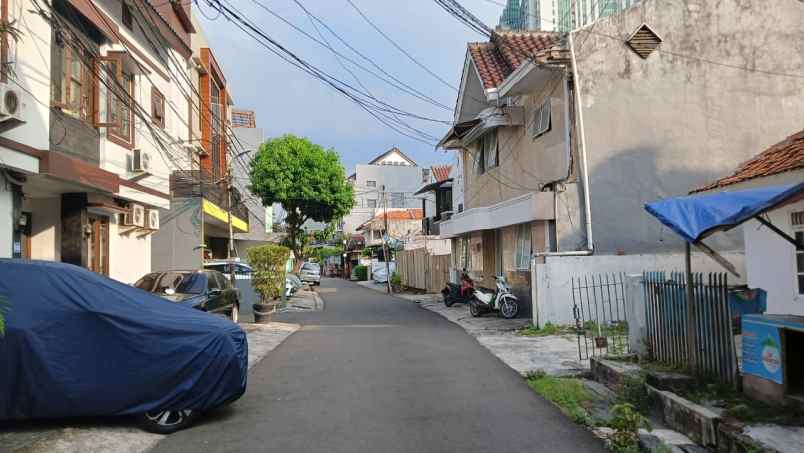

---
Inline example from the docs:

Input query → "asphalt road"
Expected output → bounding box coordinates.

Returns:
[151,278,605,453]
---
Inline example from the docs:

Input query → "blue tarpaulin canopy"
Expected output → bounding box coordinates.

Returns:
[644,182,804,243]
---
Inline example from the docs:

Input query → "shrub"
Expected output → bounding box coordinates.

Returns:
[607,403,651,453]
[354,265,368,281]
[390,272,401,286]
[0,296,9,336]
[247,244,290,303]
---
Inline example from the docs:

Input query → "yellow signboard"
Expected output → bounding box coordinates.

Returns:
[202,199,249,233]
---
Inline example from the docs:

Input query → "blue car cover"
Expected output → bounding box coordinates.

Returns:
[0,260,247,419]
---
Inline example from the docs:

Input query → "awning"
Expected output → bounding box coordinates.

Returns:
[436,106,524,150]
[645,182,804,243]
[414,178,453,195]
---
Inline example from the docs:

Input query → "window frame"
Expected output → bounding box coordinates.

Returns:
[367,199,377,209]
[515,223,532,270]
[532,98,552,139]
[151,86,165,128]
[52,37,93,122]
[793,212,804,296]
[366,180,377,188]
[122,2,133,29]
[106,68,134,148]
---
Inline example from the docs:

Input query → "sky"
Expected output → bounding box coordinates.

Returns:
[197,0,502,174]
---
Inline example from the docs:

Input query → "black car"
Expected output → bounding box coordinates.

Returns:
[135,270,240,323]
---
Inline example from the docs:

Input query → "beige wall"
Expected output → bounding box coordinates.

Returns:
[462,74,570,211]
[25,198,61,261]
[107,213,151,284]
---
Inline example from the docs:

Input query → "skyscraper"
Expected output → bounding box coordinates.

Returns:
[497,0,525,31]
[497,0,642,33]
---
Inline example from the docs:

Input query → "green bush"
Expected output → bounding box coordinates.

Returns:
[607,403,651,453]
[247,244,290,303]
[0,296,9,336]
[390,272,401,286]
[354,265,368,281]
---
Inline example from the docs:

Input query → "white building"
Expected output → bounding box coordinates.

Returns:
[341,147,430,235]
[1,0,199,283]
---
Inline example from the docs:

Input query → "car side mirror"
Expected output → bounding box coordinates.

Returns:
[209,288,222,297]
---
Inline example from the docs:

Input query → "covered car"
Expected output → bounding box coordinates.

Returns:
[0,260,248,433]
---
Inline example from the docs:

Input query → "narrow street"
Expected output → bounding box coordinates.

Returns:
[150,278,605,453]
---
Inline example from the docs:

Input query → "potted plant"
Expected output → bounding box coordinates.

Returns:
[247,244,290,324]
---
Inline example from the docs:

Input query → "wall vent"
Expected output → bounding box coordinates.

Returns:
[626,24,662,59]
[792,211,804,226]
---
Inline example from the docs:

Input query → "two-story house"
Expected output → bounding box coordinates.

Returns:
[341,147,429,235]
[439,0,804,321]
[416,165,453,237]
[1,0,197,283]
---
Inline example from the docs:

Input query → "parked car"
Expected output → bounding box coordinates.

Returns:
[204,260,253,280]
[299,262,321,285]
[135,270,240,323]
[0,260,248,434]
[286,273,303,297]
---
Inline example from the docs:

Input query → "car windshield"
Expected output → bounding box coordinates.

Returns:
[136,272,206,295]
[301,263,319,272]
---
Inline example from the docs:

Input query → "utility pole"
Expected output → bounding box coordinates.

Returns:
[382,185,391,294]
[226,167,236,285]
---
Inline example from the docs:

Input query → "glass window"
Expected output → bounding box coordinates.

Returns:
[52,38,92,122]
[515,223,532,270]
[206,272,220,291]
[151,87,165,128]
[532,98,551,139]
[100,53,134,146]
[391,192,405,208]
[483,131,498,170]
[366,180,376,188]
[367,199,377,209]
[134,273,159,292]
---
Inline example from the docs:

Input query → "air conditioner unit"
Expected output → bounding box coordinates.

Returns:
[123,204,146,227]
[132,149,152,173]
[0,83,26,132]
[146,209,160,230]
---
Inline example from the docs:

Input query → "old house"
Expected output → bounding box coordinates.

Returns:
[439,0,804,321]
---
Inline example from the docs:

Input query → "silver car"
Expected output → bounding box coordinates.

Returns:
[299,262,321,286]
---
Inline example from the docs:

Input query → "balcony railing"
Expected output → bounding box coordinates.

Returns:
[422,217,441,236]
[170,170,249,222]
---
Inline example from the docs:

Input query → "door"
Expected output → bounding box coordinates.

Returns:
[87,215,109,276]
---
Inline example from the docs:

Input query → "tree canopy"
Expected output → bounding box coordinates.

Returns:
[249,134,353,263]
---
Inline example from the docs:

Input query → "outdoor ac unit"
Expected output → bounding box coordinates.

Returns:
[0,83,26,131]
[124,204,146,227]
[132,149,152,173]
[146,209,159,230]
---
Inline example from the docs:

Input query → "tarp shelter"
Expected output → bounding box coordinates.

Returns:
[644,182,804,276]
[645,182,804,243]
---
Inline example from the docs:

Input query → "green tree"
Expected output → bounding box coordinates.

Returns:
[250,134,353,268]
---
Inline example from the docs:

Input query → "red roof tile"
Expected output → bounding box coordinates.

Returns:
[377,209,424,221]
[431,165,452,182]
[694,128,804,193]
[468,31,560,90]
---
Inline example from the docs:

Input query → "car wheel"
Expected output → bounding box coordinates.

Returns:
[139,410,199,434]
[229,304,239,323]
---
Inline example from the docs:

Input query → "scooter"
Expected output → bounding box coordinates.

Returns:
[441,271,475,307]
[469,276,519,319]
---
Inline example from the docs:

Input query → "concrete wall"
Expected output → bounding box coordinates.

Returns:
[534,252,747,326]
[462,74,571,211]
[744,199,804,316]
[151,197,203,271]
[569,0,804,255]
[105,210,151,284]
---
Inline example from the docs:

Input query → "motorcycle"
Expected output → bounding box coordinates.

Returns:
[441,271,475,307]
[469,276,519,319]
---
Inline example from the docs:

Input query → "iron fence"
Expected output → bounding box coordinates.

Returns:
[571,273,630,360]
[643,272,737,385]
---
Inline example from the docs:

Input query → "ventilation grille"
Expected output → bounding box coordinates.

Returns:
[793,211,804,226]
[627,24,662,59]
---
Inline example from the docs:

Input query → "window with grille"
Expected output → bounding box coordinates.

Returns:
[515,223,532,270]
[366,180,376,188]
[794,211,804,295]
[367,199,377,209]
[532,98,551,139]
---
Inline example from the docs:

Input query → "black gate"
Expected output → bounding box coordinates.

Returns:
[571,273,630,360]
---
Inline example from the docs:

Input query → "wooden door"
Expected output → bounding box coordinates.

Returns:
[87,215,109,276]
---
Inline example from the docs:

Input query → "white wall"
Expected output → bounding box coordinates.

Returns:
[744,199,804,316]
[534,252,747,325]
[107,211,151,284]
[24,197,60,261]
[0,173,13,258]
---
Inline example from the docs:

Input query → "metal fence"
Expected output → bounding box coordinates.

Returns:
[571,273,630,360]
[643,272,737,385]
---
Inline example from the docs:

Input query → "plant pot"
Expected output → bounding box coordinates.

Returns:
[253,302,278,324]
[595,336,608,348]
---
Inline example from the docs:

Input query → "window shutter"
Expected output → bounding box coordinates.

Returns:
[93,56,122,127]
[532,98,551,138]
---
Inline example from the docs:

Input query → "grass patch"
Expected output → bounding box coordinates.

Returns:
[527,374,594,426]
[517,322,573,337]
